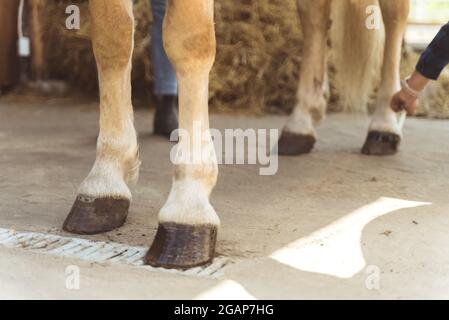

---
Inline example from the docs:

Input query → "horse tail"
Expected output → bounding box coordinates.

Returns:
[329,0,384,112]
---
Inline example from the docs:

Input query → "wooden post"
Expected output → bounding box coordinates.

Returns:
[30,0,46,81]
[0,0,20,87]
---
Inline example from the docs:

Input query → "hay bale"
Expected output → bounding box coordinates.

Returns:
[211,0,302,114]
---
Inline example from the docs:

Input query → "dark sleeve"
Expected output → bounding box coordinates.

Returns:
[416,22,449,80]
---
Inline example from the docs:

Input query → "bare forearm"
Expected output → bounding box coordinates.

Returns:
[407,70,431,92]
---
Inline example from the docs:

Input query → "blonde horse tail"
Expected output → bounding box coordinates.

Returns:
[329,0,384,113]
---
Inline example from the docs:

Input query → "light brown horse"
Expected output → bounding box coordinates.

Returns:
[62,0,410,269]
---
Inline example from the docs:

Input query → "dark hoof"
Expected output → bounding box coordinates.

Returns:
[277,131,316,156]
[145,222,218,269]
[63,195,130,235]
[361,131,401,156]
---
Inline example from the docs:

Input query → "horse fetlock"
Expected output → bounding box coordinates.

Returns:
[123,146,141,186]
[97,133,140,184]
[284,110,317,137]
[158,179,220,226]
[299,93,327,125]
[310,95,327,124]
[78,160,132,200]
[174,160,217,188]
[369,108,403,136]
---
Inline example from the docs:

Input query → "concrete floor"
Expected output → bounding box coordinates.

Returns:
[1,95,449,299]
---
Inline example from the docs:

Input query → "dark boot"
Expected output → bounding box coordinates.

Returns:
[153,94,179,139]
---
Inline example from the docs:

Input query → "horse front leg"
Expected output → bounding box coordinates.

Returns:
[277,0,331,156]
[145,0,219,269]
[63,0,140,234]
[362,0,409,155]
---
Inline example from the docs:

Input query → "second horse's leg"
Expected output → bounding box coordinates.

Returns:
[278,0,331,156]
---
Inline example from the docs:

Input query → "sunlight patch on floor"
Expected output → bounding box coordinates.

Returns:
[194,280,256,300]
[270,197,431,278]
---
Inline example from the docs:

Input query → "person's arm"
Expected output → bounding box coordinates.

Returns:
[391,22,449,115]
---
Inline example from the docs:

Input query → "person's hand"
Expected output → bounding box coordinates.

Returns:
[390,88,418,115]
[391,71,430,115]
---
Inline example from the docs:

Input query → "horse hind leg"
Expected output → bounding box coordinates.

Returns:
[362,0,409,155]
[277,0,331,156]
[63,0,140,234]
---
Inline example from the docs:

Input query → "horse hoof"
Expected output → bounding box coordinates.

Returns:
[63,195,130,235]
[361,131,401,156]
[277,131,316,156]
[145,222,218,269]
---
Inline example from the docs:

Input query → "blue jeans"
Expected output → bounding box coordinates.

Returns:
[150,0,178,95]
